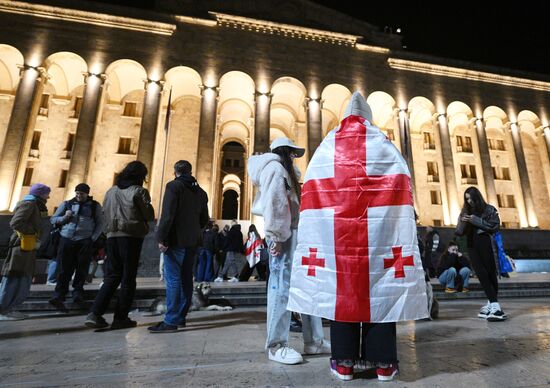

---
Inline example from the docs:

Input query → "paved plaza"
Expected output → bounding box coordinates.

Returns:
[0,298,549,387]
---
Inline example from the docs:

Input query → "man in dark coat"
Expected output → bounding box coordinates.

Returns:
[215,220,244,282]
[148,160,208,333]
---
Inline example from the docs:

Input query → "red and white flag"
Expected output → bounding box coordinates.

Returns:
[288,92,428,323]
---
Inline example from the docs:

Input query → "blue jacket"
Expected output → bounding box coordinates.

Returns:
[50,198,104,241]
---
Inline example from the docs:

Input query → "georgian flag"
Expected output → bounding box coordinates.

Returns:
[287,92,428,323]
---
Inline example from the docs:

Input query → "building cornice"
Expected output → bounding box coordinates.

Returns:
[210,12,361,46]
[388,58,550,92]
[0,0,176,35]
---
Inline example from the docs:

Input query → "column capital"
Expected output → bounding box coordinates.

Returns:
[143,78,164,90]
[83,71,107,84]
[304,96,324,110]
[254,90,273,100]
[199,84,220,96]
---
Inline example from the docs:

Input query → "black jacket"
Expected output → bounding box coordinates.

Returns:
[156,174,209,248]
[224,224,244,253]
[202,229,218,252]
[455,205,500,239]
[437,252,471,276]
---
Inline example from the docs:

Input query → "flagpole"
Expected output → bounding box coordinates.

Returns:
[158,86,173,216]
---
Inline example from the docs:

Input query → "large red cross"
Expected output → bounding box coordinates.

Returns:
[301,115,413,322]
[302,248,325,276]
[384,246,414,278]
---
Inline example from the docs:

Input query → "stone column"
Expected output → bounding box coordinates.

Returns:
[397,109,418,205]
[437,113,460,223]
[0,65,44,211]
[543,126,550,164]
[65,72,105,193]
[253,91,272,154]
[474,118,497,206]
[195,85,219,210]
[306,97,322,159]
[510,122,537,227]
[137,79,163,184]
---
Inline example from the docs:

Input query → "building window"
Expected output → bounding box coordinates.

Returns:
[430,190,442,205]
[117,137,137,155]
[73,97,83,118]
[122,101,141,117]
[58,169,68,188]
[460,164,477,184]
[493,166,511,180]
[423,132,435,150]
[38,94,50,116]
[497,194,516,208]
[233,159,240,168]
[488,138,506,151]
[433,219,443,227]
[426,161,439,182]
[30,131,41,150]
[225,159,232,167]
[456,136,473,153]
[22,167,34,186]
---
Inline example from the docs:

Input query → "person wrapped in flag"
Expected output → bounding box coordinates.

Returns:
[248,137,331,365]
[287,92,428,381]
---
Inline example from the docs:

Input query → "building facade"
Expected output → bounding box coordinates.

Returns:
[1,0,550,230]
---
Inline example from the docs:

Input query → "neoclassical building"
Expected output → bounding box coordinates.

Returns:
[1,0,550,230]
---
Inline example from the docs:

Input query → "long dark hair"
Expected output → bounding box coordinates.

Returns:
[462,186,488,216]
[272,146,300,196]
[248,224,260,239]
[116,161,148,188]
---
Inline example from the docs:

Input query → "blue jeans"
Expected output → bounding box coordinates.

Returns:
[266,229,325,349]
[195,248,214,282]
[47,259,58,283]
[438,267,471,289]
[164,247,195,326]
[0,276,32,314]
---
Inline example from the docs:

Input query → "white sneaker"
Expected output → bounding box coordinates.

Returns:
[7,311,28,320]
[268,345,303,365]
[214,277,223,282]
[304,339,331,355]
[478,301,491,319]
[228,277,239,283]
[0,313,18,321]
[46,281,56,286]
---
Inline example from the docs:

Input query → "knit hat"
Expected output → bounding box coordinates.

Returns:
[75,183,90,194]
[29,183,51,198]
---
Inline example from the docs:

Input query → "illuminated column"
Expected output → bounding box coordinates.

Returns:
[306,97,322,158]
[397,109,418,206]
[195,85,219,207]
[0,65,45,211]
[474,117,498,206]
[254,91,272,154]
[65,72,106,194]
[437,113,460,223]
[543,126,550,164]
[510,122,537,227]
[137,79,163,183]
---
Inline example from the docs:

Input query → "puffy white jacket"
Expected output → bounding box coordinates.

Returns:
[248,153,300,243]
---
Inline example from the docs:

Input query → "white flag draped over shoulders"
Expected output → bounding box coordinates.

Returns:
[287,92,428,323]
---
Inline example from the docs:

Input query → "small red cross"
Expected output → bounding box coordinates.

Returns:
[302,248,325,277]
[384,246,414,278]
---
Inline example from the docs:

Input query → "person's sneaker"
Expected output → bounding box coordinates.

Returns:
[111,317,137,330]
[462,287,470,293]
[445,287,457,293]
[48,297,68,313]
[478,301,491,319]
[268,345,303,365]
[487,303,507,322]
[228,277,239,283]
[46,281,56,286]
[304,339,331,355]
[85,312,109,329]
[330,359,353,381]
[214,277,223,282]
[0,313,18,321]
[376,363,399,381]
[354,359,376,371]
[148,322,178,333]
[7,311,28,320]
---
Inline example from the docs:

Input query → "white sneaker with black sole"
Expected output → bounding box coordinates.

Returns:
[487,302,507,322]
[477,301,491,319]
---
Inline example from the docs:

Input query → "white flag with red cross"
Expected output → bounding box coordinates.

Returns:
[287,92,428,323]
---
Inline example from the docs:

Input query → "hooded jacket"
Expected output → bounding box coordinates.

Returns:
[156,174,209,248]
[248,153,300,243]
[224,224,244,253]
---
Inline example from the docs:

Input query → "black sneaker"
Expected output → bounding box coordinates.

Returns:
[48,297,68,313]
[110,317,137,330]
[148,322,178,333]
[85,312,109,329]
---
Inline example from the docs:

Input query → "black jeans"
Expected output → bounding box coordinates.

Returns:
[468,233,498,302]
[91,236,143,320]
[54,237,93,300]
[330,321,397,364]
[238,261,267,281]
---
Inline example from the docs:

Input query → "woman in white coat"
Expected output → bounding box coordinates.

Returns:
[248,137,330,365]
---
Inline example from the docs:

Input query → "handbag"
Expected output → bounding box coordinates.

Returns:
[38,227,61,259]
[17,232,37,251]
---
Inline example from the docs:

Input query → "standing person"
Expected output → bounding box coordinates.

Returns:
[148,160,208,333]
[437,241,471,293]
[239,224,266,281]
[196,221,217,282]
[0,183,50,321]
[85,161,154,329]
[456,186,506,321]
[49,183,104,311]
[214,224,229,280]
[248,137,330,365]
[215,220,244,283]
[424,226,440,278]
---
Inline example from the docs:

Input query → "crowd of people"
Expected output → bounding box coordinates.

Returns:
[0,93,511,382]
